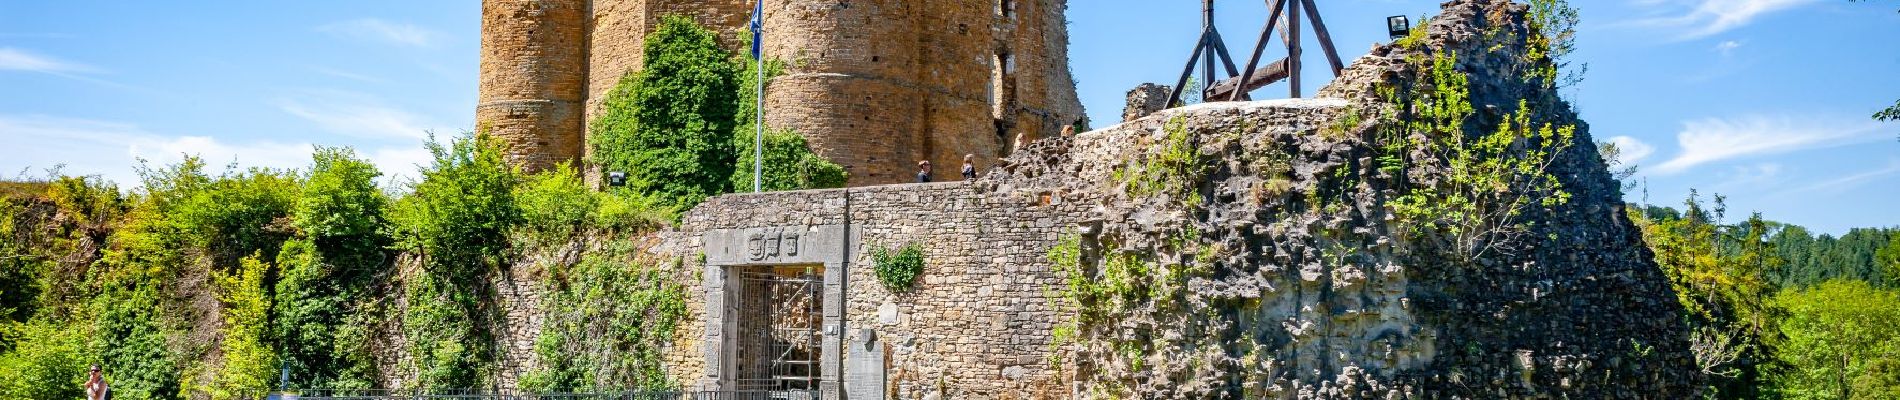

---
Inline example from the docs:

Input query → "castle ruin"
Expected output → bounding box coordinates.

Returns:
[477,0,1087,185]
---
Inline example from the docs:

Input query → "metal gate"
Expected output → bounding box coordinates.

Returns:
[733,267,822,392]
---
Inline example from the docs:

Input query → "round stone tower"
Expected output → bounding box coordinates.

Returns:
[755,0,1087,184]
[476,0,589,172]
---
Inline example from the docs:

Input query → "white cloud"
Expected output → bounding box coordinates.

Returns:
[1606,135,1657,166]
[309,66,386,83]
[1627,0,1816,40]
[1793,159,1900,193]
[0,114,430,189]
[318,18,440,47]
[0,115,307,186]
[1650,115,1891,174]
[277,91,440,140]
[1714,40,1743,55]
[0,47,98,73]
[1710,162,1786,190]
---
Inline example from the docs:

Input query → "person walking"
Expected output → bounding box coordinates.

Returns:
[960,154,977,180]
[85,364,109,400]
[915,160,933,183]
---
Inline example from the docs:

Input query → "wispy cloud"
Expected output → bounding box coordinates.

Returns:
[309,66,386,83]
[0,115,307,185]
[1714,40,1743,55]
[1710,162,1786,190]
[1792,159,1900,193]
[0,114,430,188]
[0,47,99,73]
[0,33,75,39]
[318,18,440,47]
[1626,0,1817,40]
[277,90,441,140]
[1606,136,1657,166]
[1649,114,1891,174]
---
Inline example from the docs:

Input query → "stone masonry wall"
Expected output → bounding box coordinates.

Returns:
[481,0,1087,185]
[660,180,1080,398]
[651,1,1703,396]
[477,0,588,172]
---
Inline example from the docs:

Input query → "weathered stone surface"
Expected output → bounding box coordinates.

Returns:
[476,0,588,172]
[1123,83,1171,122]
[478,0,1089,185]
[649,1,1699,398]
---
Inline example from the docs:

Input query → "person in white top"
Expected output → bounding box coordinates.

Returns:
[85,364,110,400]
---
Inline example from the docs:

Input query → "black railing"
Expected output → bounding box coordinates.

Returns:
[243,389,820,400]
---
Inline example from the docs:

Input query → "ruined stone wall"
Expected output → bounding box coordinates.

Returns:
[660,180,1080,398]
[659,94,1697,398]
[482,0,1087,185]
[477,0,588,172]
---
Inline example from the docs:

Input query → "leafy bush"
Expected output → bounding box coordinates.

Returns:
[730,128,849,191]
[174,167,300,266]
[1382,54,1573,260]
[210,255,278,400]
[589,15,740,210]
[1774,280,1900,398]
[522,243,686,391]
[515,163,598,247]
[391,132,521,389]
[274,148,388,388]
[872,243,925,292]
[729,53,848,191]
[0,318,88,400]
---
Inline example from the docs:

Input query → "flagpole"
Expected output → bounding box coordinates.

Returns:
[752,0,765,193]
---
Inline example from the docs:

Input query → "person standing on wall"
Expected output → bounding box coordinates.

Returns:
[916,160,933,183]
[961,154,977,180]
[85,364,110,400]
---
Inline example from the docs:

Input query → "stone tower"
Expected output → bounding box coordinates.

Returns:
[480,0,1086,185]
[476,0,588,172]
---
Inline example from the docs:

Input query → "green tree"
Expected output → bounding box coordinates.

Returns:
[274,147,389,389]
[1774,280,1900,399]
[1877,234,1900,288]
[391,132,521,389]
[589,15,741,210]
[1632,192,1784,398]
[209,255,278,400]
[1527,0,1586,88]
[0,319,89,400]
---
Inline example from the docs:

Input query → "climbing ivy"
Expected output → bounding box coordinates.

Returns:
[588,15,741,211]
[391,133,521,389]
[872,243,925,292]
[521,243,687,391]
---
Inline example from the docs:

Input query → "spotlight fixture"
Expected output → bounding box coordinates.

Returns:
[608,171,628,187]
[1387,15,1411,40]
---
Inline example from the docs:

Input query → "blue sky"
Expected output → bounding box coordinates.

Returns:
[1,1,1895,234]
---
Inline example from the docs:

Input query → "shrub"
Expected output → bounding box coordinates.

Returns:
[0,318,88,400]
[589,15,741,211]
[522,243,686,391]
[872,243,925,292]
[209,255,277,400]
[729,53,848,191]
[391,132,521,389]
[515,163,597,247]
[271,147,390,389]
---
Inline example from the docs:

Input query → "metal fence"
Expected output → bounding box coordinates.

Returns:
[241,389,820,400]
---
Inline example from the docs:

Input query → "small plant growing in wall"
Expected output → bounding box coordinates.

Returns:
[872,242,925,292]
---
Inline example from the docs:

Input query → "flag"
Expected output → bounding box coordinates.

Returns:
[749,0,764,60]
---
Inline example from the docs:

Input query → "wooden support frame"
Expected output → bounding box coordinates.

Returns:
[1165,0,1248,108]
[1206,0,1348,103]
